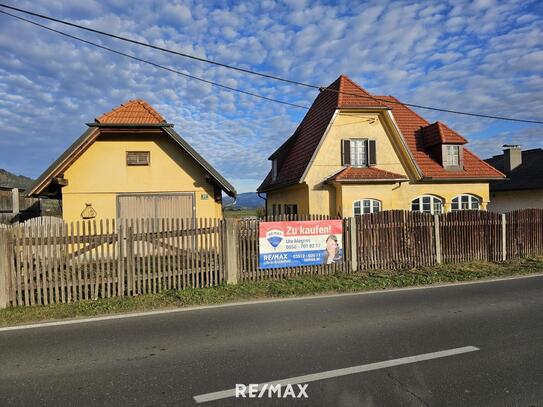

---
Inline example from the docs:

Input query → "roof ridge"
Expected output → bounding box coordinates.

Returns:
[96,99,165,124]
[136,99,165,122]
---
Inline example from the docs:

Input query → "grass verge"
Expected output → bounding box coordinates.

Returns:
[1,257,542,327]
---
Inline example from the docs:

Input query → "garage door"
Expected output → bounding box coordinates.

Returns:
[117,193,195,220]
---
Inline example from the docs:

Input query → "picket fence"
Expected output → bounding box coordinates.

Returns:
[0,209,542,308]
[0,218,225,307]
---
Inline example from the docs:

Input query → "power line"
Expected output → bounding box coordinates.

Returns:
[0,10,309,110]
[1,3,543,125]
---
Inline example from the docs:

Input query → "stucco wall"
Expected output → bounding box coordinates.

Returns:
[487,189,543,213]
[266,183,309,215]
[339,182,489,216]
[61,133,222,222]
[271,110,491,216]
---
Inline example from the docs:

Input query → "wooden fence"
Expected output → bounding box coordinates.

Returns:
[0,218,225,307]
[0,209,542,308]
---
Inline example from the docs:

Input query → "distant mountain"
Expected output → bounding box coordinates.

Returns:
[223,192,265,209]
[0,169,34,190]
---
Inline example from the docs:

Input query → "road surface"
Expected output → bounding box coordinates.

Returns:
[2,275,543,406]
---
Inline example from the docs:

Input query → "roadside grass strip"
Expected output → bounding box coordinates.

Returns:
[0,257,541,327]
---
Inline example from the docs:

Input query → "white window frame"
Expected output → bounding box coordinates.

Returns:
[353,199,381,215]
[411,195,443,215]
[451,194,480,211]
[350,139,368,167]
[444,145,460,167]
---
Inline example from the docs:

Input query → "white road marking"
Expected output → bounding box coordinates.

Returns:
[193,346,480,403]
[1,272,541,332]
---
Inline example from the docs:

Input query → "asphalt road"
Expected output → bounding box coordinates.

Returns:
[2,275,543,406]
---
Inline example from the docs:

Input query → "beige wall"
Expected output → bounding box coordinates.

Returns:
[339,182,489,216]
[266,183,309,215]
[267,110,491,216]
[488,189,543,213]
[61,133,222,222]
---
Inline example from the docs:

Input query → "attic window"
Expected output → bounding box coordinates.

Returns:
[126,151,150,166]
[444,145,461,167]
[342,139,377,167]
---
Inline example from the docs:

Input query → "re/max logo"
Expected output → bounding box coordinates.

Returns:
[235,383,309,399]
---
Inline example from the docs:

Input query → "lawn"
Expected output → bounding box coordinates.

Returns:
[1,257,542,327]
[223,208,259,218]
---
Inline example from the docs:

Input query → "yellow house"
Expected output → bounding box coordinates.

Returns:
[27,99,236,222]
[258,75,504,217]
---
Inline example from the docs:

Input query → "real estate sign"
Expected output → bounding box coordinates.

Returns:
[259,220,343,269]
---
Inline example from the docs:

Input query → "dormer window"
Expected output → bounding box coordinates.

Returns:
[272,158,278,181]
[342,139,376,167]
[443,144,463,170]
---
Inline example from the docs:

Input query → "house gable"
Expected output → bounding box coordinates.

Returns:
[27,100,236,198]
[258,75,504,193]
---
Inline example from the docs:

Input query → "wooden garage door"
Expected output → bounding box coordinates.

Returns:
[117,193,194,220]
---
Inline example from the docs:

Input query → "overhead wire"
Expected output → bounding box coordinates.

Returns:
[0,9,310,110]
[1,3,543,124]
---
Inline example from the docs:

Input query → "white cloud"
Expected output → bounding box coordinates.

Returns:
[0,0,541,193]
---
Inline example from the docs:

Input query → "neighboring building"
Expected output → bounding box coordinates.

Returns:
[484,146,543,212]
[257,75,504,217]
[27,99,236,222]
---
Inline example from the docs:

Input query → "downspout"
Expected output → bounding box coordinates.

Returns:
[257,192,267,218]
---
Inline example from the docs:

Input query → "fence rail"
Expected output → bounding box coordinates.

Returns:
[0,209,542,308]
[1,218,224,307]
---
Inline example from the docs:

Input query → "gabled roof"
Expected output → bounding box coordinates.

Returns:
[96,99,166,124]
[258,75,390,192]
[27,100,236,198]
[420,121,467,147]
[327,166,408,182]
[258,75,503,192]
[485,148,543,191]
[377,95,503,180]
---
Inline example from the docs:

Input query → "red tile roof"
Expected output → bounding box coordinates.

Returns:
[329,166,408,181]
[377,95,503,179]
[257,75,503,192]
[96,99,166,124]
[420,121,467,147]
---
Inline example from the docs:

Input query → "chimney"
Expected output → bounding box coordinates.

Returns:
[502,145,522,173]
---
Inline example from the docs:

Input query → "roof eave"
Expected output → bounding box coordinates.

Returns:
[420,176,505,182]
[330,178,408,184]
[87,122,172,128]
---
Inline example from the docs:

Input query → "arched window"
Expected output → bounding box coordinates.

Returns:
[452,194,480,211]
[353,199,381,215]
[411,195,443,214]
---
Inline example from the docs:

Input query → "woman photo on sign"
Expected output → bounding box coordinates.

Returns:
[323,234,342,264]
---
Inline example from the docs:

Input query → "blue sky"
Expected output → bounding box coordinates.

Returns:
[0,0,542,193]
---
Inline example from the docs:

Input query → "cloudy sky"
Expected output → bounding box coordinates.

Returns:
[0,0,542,192]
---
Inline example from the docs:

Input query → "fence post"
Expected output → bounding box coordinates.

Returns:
[348,217,358,272]
[0,229,11,308]
[117,220,124,296]
[126,224,134,296]
[224,218,239,284]
[501,213,507,261]
[11,188,19,216]
[434,214,442,264]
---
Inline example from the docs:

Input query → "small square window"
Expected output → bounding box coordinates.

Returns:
[126,151,150,166]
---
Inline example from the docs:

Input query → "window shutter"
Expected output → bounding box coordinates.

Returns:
[341,140,351,166]
[368,140,376,165]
